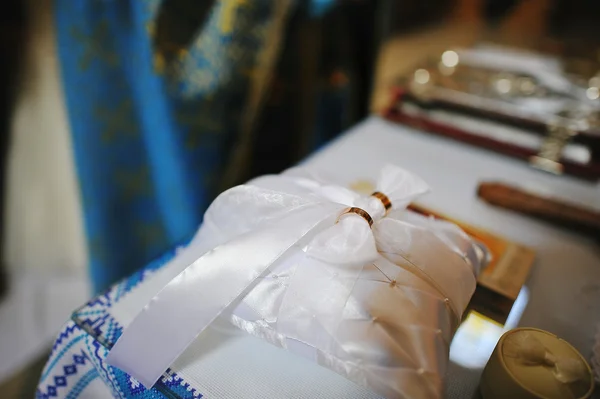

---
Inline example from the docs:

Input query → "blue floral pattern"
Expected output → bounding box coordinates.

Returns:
[54,0,293,293]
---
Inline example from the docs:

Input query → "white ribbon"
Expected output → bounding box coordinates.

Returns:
[106,165,481,395]
[106,202,340,387]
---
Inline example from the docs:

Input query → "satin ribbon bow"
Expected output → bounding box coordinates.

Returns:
[106,165,436,388]
[504,332,588,384]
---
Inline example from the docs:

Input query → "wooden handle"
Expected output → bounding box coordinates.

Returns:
[477,182,600,236]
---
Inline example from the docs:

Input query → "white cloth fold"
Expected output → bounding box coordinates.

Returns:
[107,165,486,398]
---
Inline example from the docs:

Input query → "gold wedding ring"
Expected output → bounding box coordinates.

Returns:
[371,191,392,215]
[336,207,373,228]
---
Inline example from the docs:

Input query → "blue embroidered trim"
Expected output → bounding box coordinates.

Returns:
[37,350,91,399]
[65,369,99,399]
[53,243,203,398]
[52,323,83,352]
[41,335,86,381]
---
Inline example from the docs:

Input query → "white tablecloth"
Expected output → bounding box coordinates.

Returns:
[304,116,600,398]
[37,116,600,398]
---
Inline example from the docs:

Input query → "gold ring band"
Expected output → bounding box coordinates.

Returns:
[336,207,373,228]
[371,191,392,215]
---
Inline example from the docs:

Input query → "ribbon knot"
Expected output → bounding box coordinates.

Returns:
[504,332,588,384]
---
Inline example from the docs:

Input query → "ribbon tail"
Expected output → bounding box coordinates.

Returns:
[278,256,365,353]
[278,218,377,352]
[106,203,338,388]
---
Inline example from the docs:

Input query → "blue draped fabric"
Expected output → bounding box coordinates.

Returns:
[55,0,292,292]
[54,0,368,294]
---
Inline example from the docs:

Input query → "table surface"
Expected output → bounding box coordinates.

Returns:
[304,116,600,398]
[37,116,599,399]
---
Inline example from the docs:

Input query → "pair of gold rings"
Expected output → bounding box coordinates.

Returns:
[336,191,392,227]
